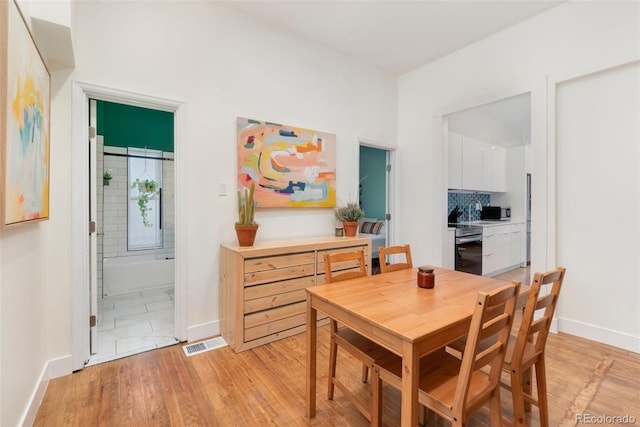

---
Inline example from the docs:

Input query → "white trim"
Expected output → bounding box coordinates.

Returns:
[357,138,397,248]
[359,136,398,151]
[436,80,548,274]
[187,320,220,343]
[18,355,72,427]
[549,60,640,351]
[547,59,640,270]
[557,318,640,354]
[71,82,188,371]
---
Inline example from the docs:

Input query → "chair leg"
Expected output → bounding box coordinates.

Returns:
[327,335,338,399]
[489,389,503,427]
[370,366,383,427]
[523,366,533,412]
[510,369,526,427]
[535,359,550,427]
[362,364,369,383]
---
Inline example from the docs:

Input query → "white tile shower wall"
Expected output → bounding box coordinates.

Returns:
[162,157,175,258]
[103,147,127,260]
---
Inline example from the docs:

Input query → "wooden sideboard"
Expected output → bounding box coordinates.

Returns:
[220,236,372,352]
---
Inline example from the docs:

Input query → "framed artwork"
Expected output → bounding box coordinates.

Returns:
[0,0,51,230]
[237,117,336,208]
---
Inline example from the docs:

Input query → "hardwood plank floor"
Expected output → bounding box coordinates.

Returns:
[35,268,640,426]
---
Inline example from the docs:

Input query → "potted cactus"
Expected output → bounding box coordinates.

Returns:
[235,181,259,246]
[334,201,364,237]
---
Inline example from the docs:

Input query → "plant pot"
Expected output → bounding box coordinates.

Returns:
[103,179,110,186]
[235,224,259,246]
[342,221,358,237]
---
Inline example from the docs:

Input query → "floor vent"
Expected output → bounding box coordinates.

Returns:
[182,336,227,357]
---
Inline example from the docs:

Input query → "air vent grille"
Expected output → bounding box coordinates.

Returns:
[182,336,227,357]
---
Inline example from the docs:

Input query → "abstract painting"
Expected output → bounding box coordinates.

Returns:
[0,0,50,230]
[237,117,336,208]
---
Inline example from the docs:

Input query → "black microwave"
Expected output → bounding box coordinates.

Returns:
[481,206,511,221]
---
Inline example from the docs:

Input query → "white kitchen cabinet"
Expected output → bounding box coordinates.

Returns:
[448,132,462,189]
[448,133,506,192]
[481,222,525,276]
[509,225,524,267]
[482,226,496,275]
[483,143,506,192]
[461,136,484,191]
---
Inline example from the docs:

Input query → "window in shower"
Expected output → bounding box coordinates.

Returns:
[128,148,163,250]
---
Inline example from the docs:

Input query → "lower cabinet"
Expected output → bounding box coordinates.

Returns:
[482,223,525,276]
[220,236,372,352]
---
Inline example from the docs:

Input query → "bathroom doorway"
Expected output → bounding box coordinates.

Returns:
[358,141,395,274]
[87,99,177,365]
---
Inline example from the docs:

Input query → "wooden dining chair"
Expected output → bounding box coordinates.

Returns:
[446,267,566,427]
[323,250,393,421]
[371,281,520,427]
[378,244,413,273]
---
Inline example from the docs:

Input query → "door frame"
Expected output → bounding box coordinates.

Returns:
[71,81,188,371]
[357,138,397,247]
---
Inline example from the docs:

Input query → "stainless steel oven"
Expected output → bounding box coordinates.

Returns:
[455,226,483,275]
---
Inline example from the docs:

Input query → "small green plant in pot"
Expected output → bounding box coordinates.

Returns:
[131,178,158,227]
[235,181,259,246]
[335,201,364,237]
[103,171,112,185]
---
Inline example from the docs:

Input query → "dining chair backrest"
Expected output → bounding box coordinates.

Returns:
[324,250,367,283]
[453,280,520,417]
[378,245,413,274]
[511,267,566,369]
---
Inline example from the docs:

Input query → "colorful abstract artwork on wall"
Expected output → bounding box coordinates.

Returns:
[0,0,51,230]
[237,117,336,208]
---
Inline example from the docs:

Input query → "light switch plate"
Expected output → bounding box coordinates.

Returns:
[218,182,226,196]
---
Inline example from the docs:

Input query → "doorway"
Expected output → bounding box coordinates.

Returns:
[87,99,177,365]
[444,93,532,277]
[358,142,394,274]
[71,82,186,371]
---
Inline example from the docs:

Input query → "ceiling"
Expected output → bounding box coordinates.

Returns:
[227,0,565,75]
[448,93,531,147]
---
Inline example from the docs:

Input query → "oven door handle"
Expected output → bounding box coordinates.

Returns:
[456,236,482,244]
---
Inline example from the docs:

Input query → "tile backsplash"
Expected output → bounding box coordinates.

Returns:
[448,192,491,223]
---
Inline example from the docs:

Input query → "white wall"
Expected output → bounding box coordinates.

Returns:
[68,0,396,347]
[397,1,639,350]
[0,1,397,425]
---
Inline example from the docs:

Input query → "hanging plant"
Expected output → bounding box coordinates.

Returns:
[131,178,158,227]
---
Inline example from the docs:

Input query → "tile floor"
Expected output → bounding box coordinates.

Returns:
[87,286,178,366]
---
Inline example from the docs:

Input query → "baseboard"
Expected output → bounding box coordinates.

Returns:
[187,319,220,343]
[20,355,72,426]
[557,317,640,353]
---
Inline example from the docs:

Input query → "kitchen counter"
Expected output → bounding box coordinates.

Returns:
[457,220,525,227]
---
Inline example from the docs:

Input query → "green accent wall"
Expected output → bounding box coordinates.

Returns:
[94,100,174,152]
[359,146,387,220]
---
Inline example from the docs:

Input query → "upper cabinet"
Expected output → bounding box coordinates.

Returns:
[448,132,505,192]
[461,135,485,191]
[483,144,506,192]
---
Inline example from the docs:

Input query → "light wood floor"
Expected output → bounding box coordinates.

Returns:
[35,268,640,426]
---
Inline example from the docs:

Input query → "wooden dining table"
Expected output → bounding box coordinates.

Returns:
[305,266,529,426]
